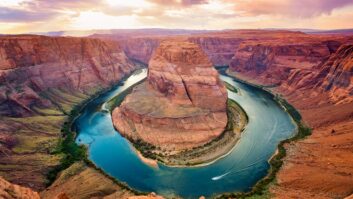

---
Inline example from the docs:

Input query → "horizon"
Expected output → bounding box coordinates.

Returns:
[1,0,353,34]
[2,27,353,37]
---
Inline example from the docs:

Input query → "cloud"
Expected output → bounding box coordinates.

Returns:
[19,0,102,11]
[233,0,353,18]
[0,0,138,23]
[0,6,58,22]
[148,0,208,7]
[0,0,353,33]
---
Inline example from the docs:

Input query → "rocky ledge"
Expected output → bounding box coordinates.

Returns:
[112,41,228,151]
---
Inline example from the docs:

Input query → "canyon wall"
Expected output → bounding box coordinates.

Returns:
[285,44,353,103]
[229,38,343,84]
[0,35,136,116]
[117,37,161,64]
[95,30,315,67]
[107,35,249,66]
[271,45,353,198]
[228,36,353,104]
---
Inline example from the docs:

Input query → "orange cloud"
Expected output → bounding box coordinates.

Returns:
[148,0,208,7]
[0,0,352,34]
[232,0,353,17]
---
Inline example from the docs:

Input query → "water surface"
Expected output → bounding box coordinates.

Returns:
[75,68,296,198]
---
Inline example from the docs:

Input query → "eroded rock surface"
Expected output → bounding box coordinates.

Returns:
[112,41,227,150]
[0,176,40,199]
[0,35,136,117]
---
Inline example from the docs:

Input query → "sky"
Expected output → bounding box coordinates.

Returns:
[0,0,353,34]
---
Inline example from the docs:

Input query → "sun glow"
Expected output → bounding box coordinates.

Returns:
[105,0,152,8]
[71,11,140,30]
[0,0,25,7]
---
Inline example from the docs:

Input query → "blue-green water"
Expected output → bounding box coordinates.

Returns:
[75,68,296,198]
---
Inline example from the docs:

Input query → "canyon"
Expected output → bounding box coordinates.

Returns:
[0,30,352,198]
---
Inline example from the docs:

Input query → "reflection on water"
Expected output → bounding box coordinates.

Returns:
[75,67,296,198]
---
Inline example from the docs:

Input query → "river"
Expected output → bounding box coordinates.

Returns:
[75,67,296,198]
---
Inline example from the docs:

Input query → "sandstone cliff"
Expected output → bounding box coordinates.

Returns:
[112,41,227,150]
[285,44,353,103]
[117,37,161,64]
[229,39,343,85]
[147,41,227,111]
[95,30,316,67]
[0,35,136,116]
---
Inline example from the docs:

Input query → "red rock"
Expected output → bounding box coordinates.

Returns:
[229,40,333,86]
[147,41,227,111]
[112,41,227,150]
[0,35,137,116]
[0,176,40,199]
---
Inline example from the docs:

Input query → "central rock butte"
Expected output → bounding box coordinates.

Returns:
[112,41,228,150]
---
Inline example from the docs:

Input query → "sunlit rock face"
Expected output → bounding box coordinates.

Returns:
[112,41,228,150]
[0,35,136,116]
[292,44,353,103]
[147,41,227,111]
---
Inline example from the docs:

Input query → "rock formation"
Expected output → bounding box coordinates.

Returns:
[229,39,340,85]
[112,41,228,150]
[0,177,40,199]
[0,35,136,117]
[286,44,353,103]
[94,30,311,66]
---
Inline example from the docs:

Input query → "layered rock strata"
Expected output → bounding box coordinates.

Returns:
[0,35,136,117]
[0,177,40,199]
[112,41,228,150]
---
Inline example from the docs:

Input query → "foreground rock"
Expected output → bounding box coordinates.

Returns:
[0,176,40,199]
[112,41,228,151]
